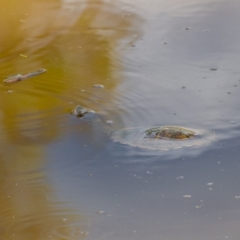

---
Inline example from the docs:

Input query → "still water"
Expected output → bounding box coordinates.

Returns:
[1,0,240,239]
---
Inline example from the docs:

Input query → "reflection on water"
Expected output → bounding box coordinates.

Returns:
[1,0,240,239]
[0,0,143,239]
[0,149,87,239]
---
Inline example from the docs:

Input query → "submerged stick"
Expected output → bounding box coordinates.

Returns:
[3,68,46,84]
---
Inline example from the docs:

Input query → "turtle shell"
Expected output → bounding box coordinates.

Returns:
[111,126,215,150]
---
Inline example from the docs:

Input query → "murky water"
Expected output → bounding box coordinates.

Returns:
[1,0,240,239]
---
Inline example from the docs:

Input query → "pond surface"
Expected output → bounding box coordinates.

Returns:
[1,0,240,239]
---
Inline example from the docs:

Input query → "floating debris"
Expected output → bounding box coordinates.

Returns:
[93,84,104,88]
[184,27,190,30]
[4,69,46,84]
[71,105,94,118]
[210,68,217,71]
[19,54,28,58]
[183,195,192,198]
[97,210,104,214]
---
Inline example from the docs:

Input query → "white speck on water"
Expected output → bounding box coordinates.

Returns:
[195,205,202,209]
[62,218,67,222]
[81,231,89,236]
[93,84,104,88]
[81,89,85,92]
[230,121,236,124]
[235,196,240,199]
[176,176,184,180]
[106,120,113,124]
[97,211,104,214]
[207,182,213,186]
[183,195,191,198]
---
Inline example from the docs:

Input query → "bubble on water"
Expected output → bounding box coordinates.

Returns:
[93,84,104,88]
[207,182,213,186]
[176,176,184,180]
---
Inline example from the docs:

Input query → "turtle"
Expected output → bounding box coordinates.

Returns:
[71,105,215,151]
[111,126,215,150]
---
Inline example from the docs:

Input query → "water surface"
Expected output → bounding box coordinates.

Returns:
[1,0,240,239]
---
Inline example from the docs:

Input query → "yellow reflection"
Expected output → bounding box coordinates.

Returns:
[0,0,143,239]
[0,147,87,240]
[0,0,143,144]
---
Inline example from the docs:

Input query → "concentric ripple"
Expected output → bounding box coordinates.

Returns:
[111,126,215,151]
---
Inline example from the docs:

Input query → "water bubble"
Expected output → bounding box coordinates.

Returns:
[176,176,184,180]
[93,84,104,89]
[207,182,213,186]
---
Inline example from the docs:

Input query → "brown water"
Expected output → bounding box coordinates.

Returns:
[1,0,240,239]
